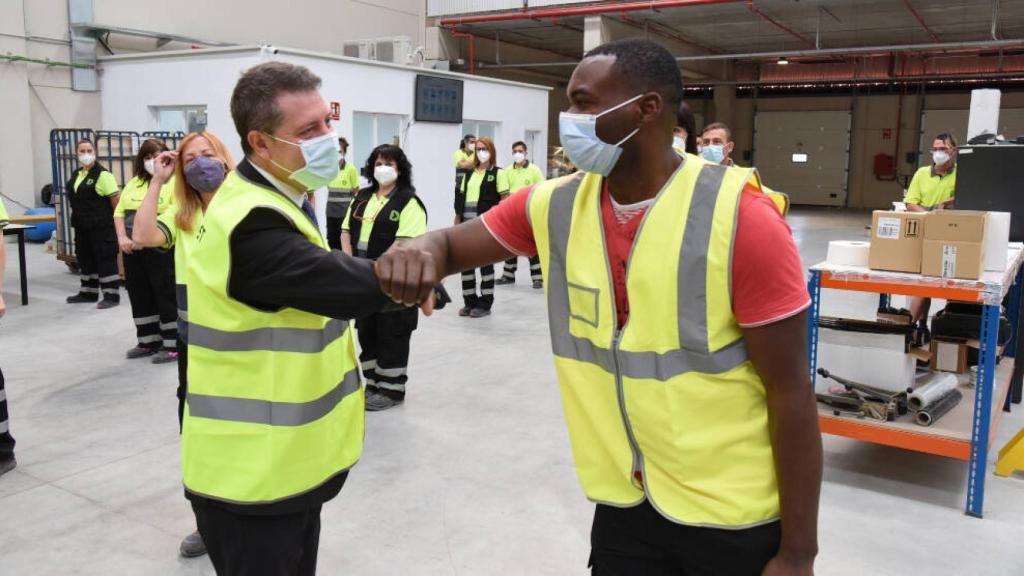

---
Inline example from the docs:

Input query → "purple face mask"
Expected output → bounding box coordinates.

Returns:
[184,155,226,193]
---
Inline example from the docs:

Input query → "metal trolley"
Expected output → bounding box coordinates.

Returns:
[49,129,185,269]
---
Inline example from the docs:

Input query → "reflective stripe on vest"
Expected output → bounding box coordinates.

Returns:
[188,368,360,426]
[187,318,349,353]
[544,169,749,381]
[528,161,779,528]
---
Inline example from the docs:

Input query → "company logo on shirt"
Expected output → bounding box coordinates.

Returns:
[86,178,95,186]
[389,210,401,222]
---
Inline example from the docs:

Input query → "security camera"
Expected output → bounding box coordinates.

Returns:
[259,44,279,55]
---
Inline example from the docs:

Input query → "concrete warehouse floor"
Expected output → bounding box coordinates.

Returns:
[1,208,1023,576]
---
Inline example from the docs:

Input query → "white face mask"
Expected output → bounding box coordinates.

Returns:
[79,153,96,166]
[932,150,951,166]
[144,158,156,175]
[374,165,398,186]
[512,152,526,164]
[476,150,491,164]
[673,136,686,151]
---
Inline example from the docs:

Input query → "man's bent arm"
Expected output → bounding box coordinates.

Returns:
[743,310,821,572]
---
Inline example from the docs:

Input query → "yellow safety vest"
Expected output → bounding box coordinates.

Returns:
[181,170,363,505]
[526,158,780,528]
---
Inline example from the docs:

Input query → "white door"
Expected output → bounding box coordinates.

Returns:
[753,110,851,206]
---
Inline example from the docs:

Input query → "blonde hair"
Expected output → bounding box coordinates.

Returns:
[174,132,235,233]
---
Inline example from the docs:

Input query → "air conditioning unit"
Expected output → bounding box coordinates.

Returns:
[342,36,412,65]
[342,41,373,60]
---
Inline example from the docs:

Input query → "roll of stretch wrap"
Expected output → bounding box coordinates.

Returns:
[826,241,871,267]
[909,372,959,411]
[916,389,963,426]
[984,211,1011,272]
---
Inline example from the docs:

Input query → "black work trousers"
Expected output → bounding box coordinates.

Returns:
[325,216,343,251]
[74,223,120,302]
[502,255,542,283]
[589,500,780,576]
[356,307,418,396]
[461,265,495,310]
[176,336,187,431]
[124,248,177,350]
[0,367,13,460]
[193,503,323,576]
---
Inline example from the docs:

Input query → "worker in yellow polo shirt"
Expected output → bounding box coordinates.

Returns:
[114,138,178,363]
[905,133,958,212]
[66,139,122,308]
[342,144,427,411]
[454,136,509,317]
[906,132,959,333]
[497,140,546,289]
[325,136,360,250]
[453,134,476,198]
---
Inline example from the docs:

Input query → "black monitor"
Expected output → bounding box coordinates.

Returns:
[954,144,1024,240]
[414,75,463,124]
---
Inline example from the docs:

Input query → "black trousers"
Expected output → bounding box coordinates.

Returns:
[325,216,343,251]
[356,308,418,396]
[461,265,495,310]
[193,503,323,576]
[502,255,542,282]
[74,223,119,302]
[589,501,780,576]
[124,249,177,350]
[177,336,187,431]
[0,366,13,460]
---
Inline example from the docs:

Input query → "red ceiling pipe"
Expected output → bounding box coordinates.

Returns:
[747,1,815,48]
[450,29,476,74]
[438,0,746,27]
[901,0,940,43]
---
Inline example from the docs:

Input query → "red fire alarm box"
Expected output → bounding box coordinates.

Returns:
[329,101,341,121]
[874,153,896,180]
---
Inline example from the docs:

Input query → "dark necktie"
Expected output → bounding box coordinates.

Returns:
[301,197,319,227]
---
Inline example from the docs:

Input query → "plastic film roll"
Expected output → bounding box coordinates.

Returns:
[826,241,871,267]
[909,372,959,410]
[984,211,1011,272]
[915,389,963,426]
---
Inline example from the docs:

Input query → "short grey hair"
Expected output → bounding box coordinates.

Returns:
[230,61,322,155]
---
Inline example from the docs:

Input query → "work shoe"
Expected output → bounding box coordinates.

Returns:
[151,350,179,365]
[0,457,16,478]
[66,294,97,304]
[365,390,404,412]
[495,277,515,286]
[469,308,491,318]
[458,306,473,317]
[97,299,119,310]
[126,346,158,359]
[532,280,543,290]
[179,530,207,558]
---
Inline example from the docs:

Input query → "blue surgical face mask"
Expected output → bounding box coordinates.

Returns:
[266,131,340,190]
[558,94,643,176]
[701,144,725,164]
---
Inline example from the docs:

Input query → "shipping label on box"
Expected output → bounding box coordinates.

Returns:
[869,211,926,273]
[922,240,984,279]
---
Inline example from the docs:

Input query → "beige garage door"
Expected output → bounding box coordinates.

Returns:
[753,110,851,207]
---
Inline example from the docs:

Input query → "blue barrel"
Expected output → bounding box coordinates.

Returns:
[23,207,56,242]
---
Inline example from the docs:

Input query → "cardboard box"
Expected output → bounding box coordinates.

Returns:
[868,211,926,273]
[931,338,968,374]
[817,318,915,393]
[921,211,987,280]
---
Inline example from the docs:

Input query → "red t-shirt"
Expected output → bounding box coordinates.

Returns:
[482,182,810,329]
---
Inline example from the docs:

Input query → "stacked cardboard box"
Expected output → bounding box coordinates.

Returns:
[868,210,990,280]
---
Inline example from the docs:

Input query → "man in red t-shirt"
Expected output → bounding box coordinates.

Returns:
[376,39,820,576]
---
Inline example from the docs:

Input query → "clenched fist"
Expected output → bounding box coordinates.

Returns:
[375,243,438,314]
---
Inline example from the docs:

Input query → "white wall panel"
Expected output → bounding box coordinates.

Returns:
[99,48,550,231]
